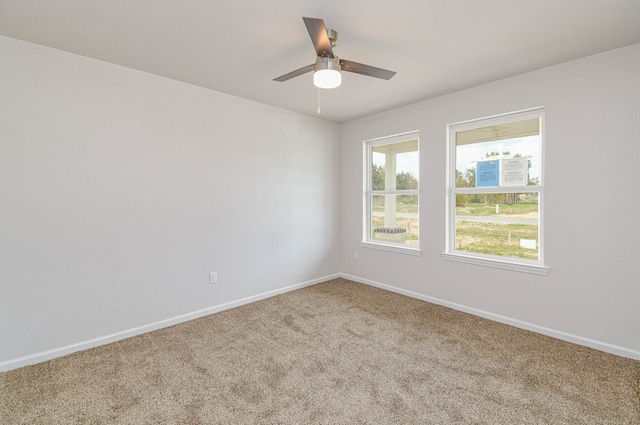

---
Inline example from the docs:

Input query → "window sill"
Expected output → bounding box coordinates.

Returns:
[441,252,549,275]
[361,241,422,256]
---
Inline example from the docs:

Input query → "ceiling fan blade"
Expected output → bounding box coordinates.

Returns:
[273,64,315,82]
[303,17,334,58]
[340,59,396,80]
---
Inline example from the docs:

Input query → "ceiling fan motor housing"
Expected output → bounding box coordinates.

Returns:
[315,56,341,72]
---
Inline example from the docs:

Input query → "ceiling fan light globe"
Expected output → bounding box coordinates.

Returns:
[314,69,341,89]
[313,56,341,89]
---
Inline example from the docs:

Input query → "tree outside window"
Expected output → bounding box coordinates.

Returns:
[364,132,420,252]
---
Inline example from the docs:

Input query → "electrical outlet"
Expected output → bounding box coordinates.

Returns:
[209,272,218,284]
[354,250,359,260]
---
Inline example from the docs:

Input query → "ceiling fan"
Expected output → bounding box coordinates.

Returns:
[274,17,396,89]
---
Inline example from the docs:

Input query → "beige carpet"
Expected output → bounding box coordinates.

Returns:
[1,278,639,424]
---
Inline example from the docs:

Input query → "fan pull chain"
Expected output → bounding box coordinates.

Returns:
[317,87,321,114]
[336,87,340,111]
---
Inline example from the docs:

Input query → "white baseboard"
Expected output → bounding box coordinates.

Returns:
[0,273,340,372]
[341,273,640,361]
[3,271,637,372]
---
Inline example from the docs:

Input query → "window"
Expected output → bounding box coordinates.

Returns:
[444,108,548,274]
[363,132,420,255]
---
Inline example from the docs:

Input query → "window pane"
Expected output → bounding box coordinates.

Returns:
[372,139,419,191]
[455,192,539,260]
[371,151,386,190]
[455,118,541,188]
[371,194,419,245]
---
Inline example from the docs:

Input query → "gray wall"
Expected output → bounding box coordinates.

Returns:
[339,43,640,357]
[2,35,639,369]
[0,36,340,367]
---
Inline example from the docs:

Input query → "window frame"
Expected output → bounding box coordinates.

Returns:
[443,108,548,275]
[362,131,421,256]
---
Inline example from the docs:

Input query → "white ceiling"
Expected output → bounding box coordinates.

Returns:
[2,0,640,123]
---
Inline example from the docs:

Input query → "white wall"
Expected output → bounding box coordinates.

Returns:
[0,35,340,367]
[340,43,640,358]
[2,34,638,370]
